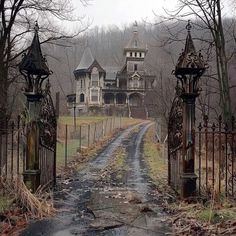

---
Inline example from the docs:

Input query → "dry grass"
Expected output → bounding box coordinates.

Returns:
[143,125,169,188]
[0,177,55,218]
[100,146,127,181]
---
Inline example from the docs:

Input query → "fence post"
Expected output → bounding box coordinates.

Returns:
[79,125,82,151]
[94,122,97,143]
[102,120,105,137]
[110,117,112,133]
[11,121,14,180]
[17,115,20,175]
[65,124,68,168]
[0,131,2,177]
[105,119,108,136]
[88,124,90,147]
[5,118,8,178]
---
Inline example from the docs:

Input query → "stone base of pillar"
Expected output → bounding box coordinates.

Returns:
[180,173,197,199]
[23,170,40,192]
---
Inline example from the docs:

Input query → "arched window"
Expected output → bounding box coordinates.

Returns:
[80,93,85,103]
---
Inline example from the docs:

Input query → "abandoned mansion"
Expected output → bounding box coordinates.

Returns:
[67,24,156,118]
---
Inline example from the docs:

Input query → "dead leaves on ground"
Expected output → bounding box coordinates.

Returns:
[0,177,55,236]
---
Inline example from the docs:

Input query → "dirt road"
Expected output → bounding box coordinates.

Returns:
[20,122,171,236]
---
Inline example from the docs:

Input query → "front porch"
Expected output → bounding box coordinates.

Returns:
[102,90,145,107]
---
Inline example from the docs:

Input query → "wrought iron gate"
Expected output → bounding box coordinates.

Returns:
[168,95,183,193]
[39,83,57,185]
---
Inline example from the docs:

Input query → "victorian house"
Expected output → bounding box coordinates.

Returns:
[69,24,155,118]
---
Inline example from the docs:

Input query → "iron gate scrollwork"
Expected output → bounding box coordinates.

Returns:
[168,95,183,192]
[39,82,57,151]
[39,81,57,185]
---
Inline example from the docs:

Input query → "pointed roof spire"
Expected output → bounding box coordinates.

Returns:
[124,21,147,52]
[19,21,50,76]
[184,20,196,55]
[75,47,94,72]
[175,20,206,76]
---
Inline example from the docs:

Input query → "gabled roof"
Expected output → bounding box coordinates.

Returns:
[124,22,147,52]
[88,59,106,73]
[75,47,94,72]
[131,71,141,78]
[19,22,50,76]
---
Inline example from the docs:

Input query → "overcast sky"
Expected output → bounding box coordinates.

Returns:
[72,0,235,29]
[73,0,178,28]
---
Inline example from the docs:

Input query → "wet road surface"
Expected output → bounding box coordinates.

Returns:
[20,122,171,236]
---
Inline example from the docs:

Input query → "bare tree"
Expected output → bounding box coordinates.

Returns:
[162,0,235,124]
[0,0,88,129]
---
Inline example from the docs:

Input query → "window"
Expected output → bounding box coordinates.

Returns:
[134,40,137,47]
[135,52,137,57]
[80,79,83,88]
[134,64,137,71]
[91,67,99,87]
[130,52,132,57]
[80,93,84,103]
[132,77,139,88]
[91,89,99,102]
[139,52,142,57]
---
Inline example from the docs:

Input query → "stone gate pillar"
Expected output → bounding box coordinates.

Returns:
[173,21,207,198]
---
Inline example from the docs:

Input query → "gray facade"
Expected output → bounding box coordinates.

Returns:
[71,24,155,118]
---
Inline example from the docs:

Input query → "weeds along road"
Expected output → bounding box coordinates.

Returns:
[21,122,171,236]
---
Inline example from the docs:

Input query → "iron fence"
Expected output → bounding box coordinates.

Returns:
[168,114,236,198]
[0,116,56,186]
[57,116,122,168]
[196,116,236,198]
[0,116,133,185]
[0,117,25,180]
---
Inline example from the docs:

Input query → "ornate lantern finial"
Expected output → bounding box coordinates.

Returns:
[19,21,50,95]
[174,20,207,95]
[34,21,39,32]
[186,20,192,33]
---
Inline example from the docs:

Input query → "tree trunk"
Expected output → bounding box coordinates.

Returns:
[0,63,9,131]
[215,0,232,124]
